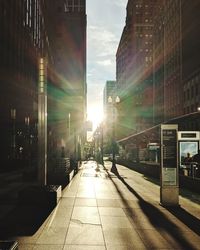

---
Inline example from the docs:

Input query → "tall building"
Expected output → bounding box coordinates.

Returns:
[116,0,157,137]
[45,0,87,159]
[117,0,200,138]
[0,0,87,172]
[162,0,182,121]
[153,0,182,124]
[182,0,200,127]
[0,0,49,170]
[152,0,165,125]
[153,0,200,127]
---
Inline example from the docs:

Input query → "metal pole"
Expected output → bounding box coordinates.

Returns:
[112,105,115,167]
[68,113,71,137]
[111,103,118,174]
[101,124,104,165]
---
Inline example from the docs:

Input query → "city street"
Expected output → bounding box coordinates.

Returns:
[16,160,200,250]
[1,1,200,249]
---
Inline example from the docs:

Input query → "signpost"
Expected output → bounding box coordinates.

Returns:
[160,124,179,206]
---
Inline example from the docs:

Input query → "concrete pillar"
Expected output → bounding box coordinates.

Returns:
[38,57,47,186]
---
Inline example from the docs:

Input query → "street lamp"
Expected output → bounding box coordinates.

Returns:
[108,95,120,174]
[100,123,104,166]
[93,124,104,165]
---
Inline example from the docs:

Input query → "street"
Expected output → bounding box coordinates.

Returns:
[15,160,200,250]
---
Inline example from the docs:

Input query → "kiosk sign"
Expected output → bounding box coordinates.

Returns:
[160,124,179,206]
[161,124,178,186]
[163,129,177,168]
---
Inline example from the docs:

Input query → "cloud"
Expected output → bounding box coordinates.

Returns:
[87,25,118,68]
[87,24,117,89]
[97,59,112,66]
[88,25,118,55]
[113,0,127,7]
[86,0,127,113]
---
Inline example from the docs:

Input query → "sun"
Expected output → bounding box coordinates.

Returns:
[87,106,104,131]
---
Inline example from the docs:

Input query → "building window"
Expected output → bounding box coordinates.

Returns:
[65,0,84,12]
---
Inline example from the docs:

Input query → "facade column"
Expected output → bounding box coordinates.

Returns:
[38,57,47,185]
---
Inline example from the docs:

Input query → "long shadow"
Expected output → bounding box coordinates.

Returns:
[104,166,199,250]
[144,176,200,206]
[143,175,160,185]
[119,175,200,235]
[179,188,200,205]
[121,161,200,204]
[0,204,52,238]
[166,206,200,236]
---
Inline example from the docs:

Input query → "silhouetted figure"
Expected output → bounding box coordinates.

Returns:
[183,152,192,165]
[192,150,200,164]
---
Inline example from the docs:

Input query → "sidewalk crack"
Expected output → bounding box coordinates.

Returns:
[71,219,100,226]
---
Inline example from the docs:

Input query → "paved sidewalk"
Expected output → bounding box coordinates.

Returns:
[17,161,200,250]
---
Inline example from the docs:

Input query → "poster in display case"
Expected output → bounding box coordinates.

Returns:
[179,141,198,166]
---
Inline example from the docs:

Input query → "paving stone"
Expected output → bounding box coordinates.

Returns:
[65,223,105,245]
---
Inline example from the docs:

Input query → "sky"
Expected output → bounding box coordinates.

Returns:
[86,0,127,129]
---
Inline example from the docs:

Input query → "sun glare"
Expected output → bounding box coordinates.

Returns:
[87,106,104,131]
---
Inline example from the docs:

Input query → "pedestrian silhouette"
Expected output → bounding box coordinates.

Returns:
[192,149,200,165]
[183,152,192,165]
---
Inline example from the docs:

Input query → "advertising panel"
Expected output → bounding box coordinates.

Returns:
[179,141,198,166]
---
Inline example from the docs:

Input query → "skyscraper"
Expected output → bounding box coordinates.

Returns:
[116,0,157,137]
[45,0,87,158]
[0,0,87,172]
[182,0,200,121]
[0,0,48,170]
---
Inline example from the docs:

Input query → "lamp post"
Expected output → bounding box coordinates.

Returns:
[100,123,104,166]
[108,95,120,174]
[94,126,102,164]
[96,123,104,165]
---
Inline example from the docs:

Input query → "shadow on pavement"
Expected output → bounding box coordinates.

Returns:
[105,166,198,250]
[143,175,160,185]
[179,189,200,205]
[0,205,52,238]
[166,206,200,236]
